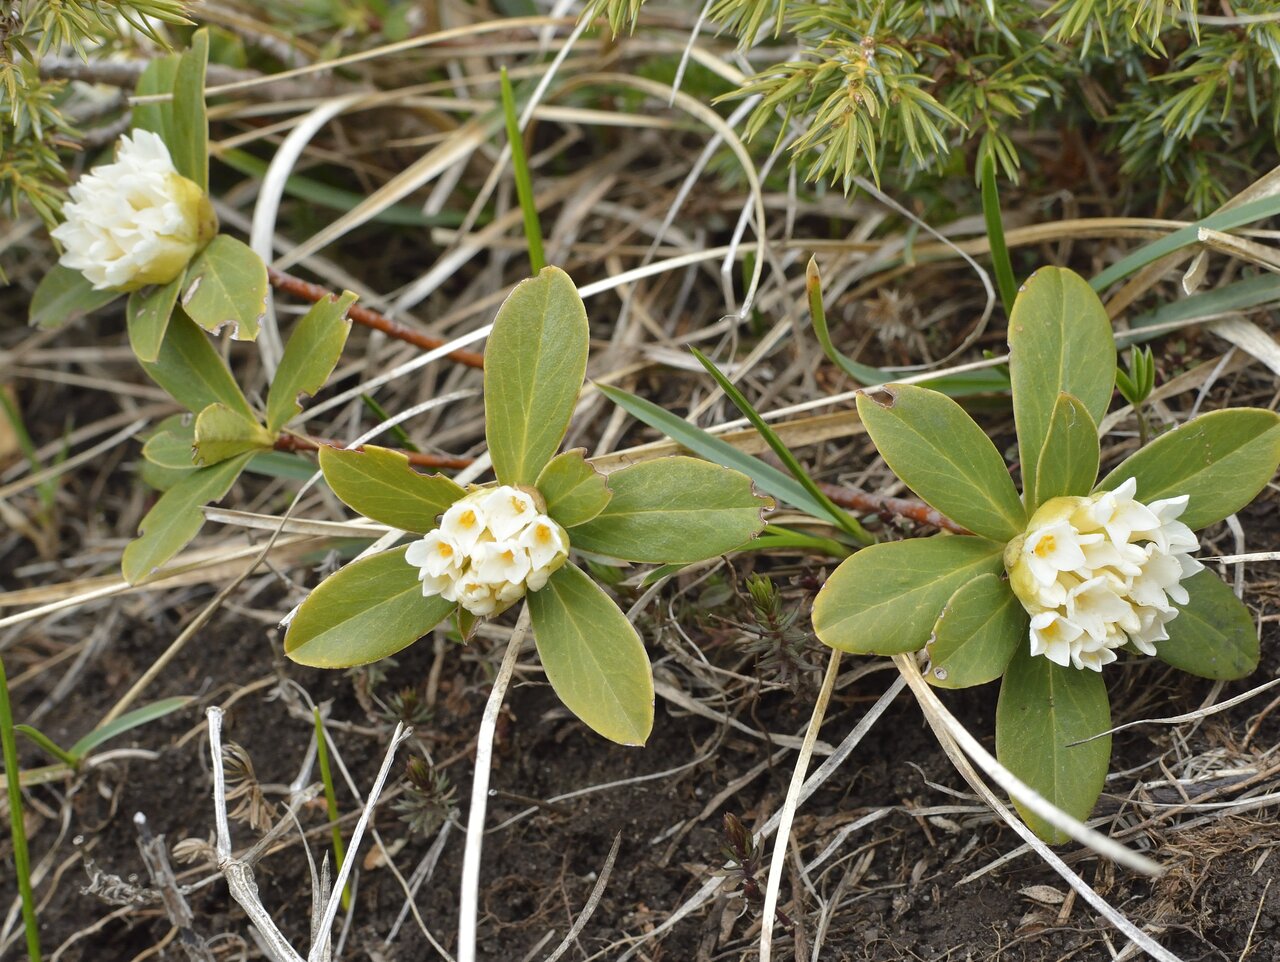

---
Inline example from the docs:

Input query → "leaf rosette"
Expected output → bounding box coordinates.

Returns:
[285,267,773,746]
[811,266,1280,841]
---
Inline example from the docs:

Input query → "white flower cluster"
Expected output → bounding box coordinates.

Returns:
[51,130,216,292]
[405,486,569,617]
[1006,478,1202,672]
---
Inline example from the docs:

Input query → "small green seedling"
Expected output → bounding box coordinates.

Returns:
[811,266,1280,842]
[284,267,772,745]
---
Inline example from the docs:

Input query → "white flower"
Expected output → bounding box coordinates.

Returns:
[440,498,488,552]
[1066,576,1137,641]
[1131,495,1198,554]
[471,541,533,587]
[456,578,499,617]
[480,486,540,540]
[405,530,464,580]
[1077,478,1159,544]
[1007,480,1202,671]
[1029,610,1084,667]
[50,130,216,292]
[403,487,571,619]
[517,515,568,571]
[1022,520,1100,587]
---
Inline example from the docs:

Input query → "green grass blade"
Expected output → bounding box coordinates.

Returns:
[805,256,886,386]
[70,696,192,760]
[690,348,875,545]
[1,657,43,962]
[313,709,350,911]
[981,153,1018,317]
[15,725,77,768]
[597,384,844,529]
[1092,194,1280,291]
[500,67,545,274]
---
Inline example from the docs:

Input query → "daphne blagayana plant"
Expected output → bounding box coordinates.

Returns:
[812,266,1280,842]
[283,267,773,746]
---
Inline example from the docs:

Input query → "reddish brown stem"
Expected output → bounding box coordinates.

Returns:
[819,483,970,535]
[274,434,475,471]
[267,267,485,369]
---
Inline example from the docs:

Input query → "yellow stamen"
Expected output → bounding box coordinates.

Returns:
[1033,534,1056,558]
[460,509,476,527]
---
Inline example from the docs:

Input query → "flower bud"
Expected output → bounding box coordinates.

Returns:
[50,130,217,292]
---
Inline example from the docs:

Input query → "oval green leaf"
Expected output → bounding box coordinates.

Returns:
[122,452,252,584]
[995,646,1111,844]
[1157,569,1259,680]
[1031,392,1100,507]
[1009,267,1115,505]
[180,235,268,341]
[285,546,457,668]
[266,291,356,432]
[535,448,612,528]
[141,417,197,470]
[193,403,274,466]
[484,266,588,485]
[126,275,182,363]
[569,456,770,564]
[812,536,1004,655]
[29,265,122,330]
[926,573,1027,689]
[132,55,179,145]
[318,445,465,532]
[1097,408,1280,530]
[526,563,654,746]
[171,28,210,191]
[856,384,1025,541]
[141,310,254,418]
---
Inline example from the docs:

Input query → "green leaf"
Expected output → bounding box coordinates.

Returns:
[1097,409,1280,530]
[140,310,254,418]
[68,697,192,760]
[526,563,654,745]
[29,265,122,330]
[535,449,612,528]
[1009,267,1115,507]
[141,419,197,470]
[812,536,1003,655]
[856,384,1025,542]
[926,574,1027,689]
[180,236,268,341]
[318,445,465,532]
[132,55,180,144]
[1157,570,1259,680]
[596,383,850,531]
[484,266,588,485]
[995,647,1111,844]
[192,403,274,466]
[266,291,356,432]
[1032,393,1100,506]
[570,456,770,564]
[122,453,252,584]
[126,275,182,363]
[284,547,456,668]
[171,28,209,191]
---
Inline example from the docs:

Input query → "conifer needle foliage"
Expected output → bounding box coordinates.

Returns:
[590,0,1280,209]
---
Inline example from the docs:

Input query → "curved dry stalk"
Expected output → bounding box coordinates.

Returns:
[457,609,529,962]
[759,649,841,962]
[892,657,1183,962]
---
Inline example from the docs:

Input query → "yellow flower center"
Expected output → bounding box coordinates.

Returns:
[460,509,477,528]
[535,524,552,544]
[509,495,525,513]
[1034,534,1056,558]
[438,542,453,558]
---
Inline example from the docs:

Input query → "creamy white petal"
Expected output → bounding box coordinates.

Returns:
[481,486,540,540]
